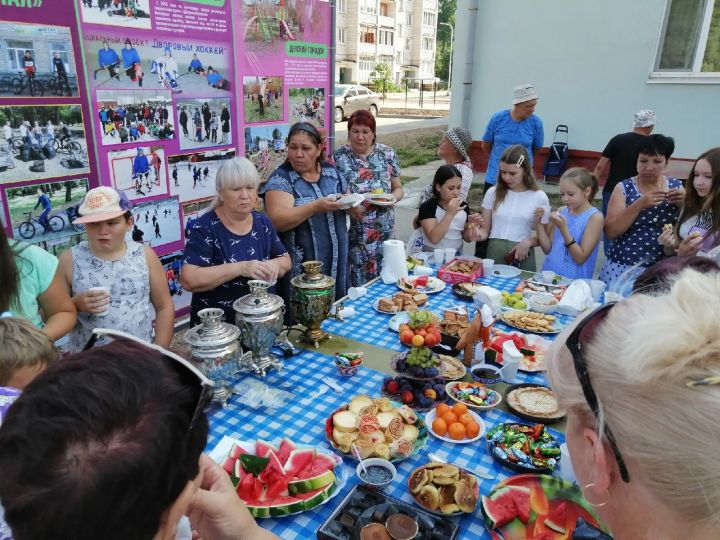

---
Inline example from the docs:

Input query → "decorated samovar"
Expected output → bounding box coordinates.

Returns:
[290,260,335,347]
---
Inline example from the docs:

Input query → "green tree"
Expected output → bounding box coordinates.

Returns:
[435,0,457,85]
[371,63,393,99]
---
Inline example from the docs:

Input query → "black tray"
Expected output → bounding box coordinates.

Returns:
[317,484,459,540]
[486,422,560,475]
[504,383,566,425]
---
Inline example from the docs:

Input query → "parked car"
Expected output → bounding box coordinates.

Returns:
[333,84,381,123]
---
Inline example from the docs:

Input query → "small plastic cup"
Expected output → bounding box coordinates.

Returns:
[433,248,444,266]
[482,258,495,275]
[347,286,368,300]
[88,286,110,316]
[541,270,555,284]
[444,248,456,265]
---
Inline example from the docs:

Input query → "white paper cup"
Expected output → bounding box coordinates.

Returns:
[88,286,110,316]
[433,248,444,266]
[501,358,520,383]
[541,270,555,284]
[541,205,551,222]
[347,286,368,301]
[338,307,356,319]
[482,258,495,275]
[444,248,456,265]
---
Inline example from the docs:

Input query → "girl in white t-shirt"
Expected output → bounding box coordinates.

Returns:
[474,145,549,271]
[659,147,720,259]
[418,165,483,253]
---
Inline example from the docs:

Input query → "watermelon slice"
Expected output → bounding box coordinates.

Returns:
[254,440,278,458]
[245,495,304,518]
[288,470,335,495]
[276,439,297,466]
[544,501,568,533]
[258,451,286,484]
[252,477,264,501]
[222,457,237,475]
[282,448,316,477]
[295,453,336,479]
[236,471,255,499]
[482,487,519,529]
[240,454,269,476]
[506,485,531,524]
[230,443,247,459]
[415,275,429,287]
[264,476,289,500]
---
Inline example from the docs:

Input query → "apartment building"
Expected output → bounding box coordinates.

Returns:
[335,0,438,86]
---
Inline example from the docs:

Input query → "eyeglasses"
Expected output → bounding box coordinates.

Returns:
[83,328,214,433]
[565,302,631,483]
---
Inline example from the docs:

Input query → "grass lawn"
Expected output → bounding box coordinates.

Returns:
[395,132,443,167]
[243,97,283,123]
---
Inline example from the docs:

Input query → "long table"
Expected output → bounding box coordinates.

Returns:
[207,273,573,539]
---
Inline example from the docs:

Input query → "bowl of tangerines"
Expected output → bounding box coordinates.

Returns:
[424,402,485,444]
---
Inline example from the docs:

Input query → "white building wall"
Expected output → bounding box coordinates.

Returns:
[450,0,719,159]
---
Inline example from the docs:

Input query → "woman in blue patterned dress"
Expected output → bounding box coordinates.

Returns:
[333,110,403,286]
[181,158,291,325]
[262,123,350,321]
[600,134,685,287]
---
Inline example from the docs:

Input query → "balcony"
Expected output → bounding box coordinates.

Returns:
[377,44,395,56]
[359,42,376,55]
[378,15,395,27]
[359,11,376,25]
[421,49,434,61]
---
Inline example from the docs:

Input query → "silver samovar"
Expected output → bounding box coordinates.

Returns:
[184,307,248,407]
[290,260,335,348]
[233,280,285,376]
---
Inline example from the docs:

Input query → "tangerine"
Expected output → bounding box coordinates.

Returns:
[435,403,451,417]
[411,334,425,347]
[452,403,469,416]
[448,422,467,440]
[432,417,448,436]
[458,413,474,426]
[442,411,458,425]
[465,421,480,438]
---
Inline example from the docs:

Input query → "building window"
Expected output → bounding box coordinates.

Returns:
[49,42,72,74]
[422,11,436,27]
[6,40,33,71]
[360,0,376,14]
[337,0,346,12]
[360,28,375,44]
[405,38,411,52]
[359,57,375,71]
[379,29,394,46]
[397,24,403,38]
[654,0,720,75]
[406,13,412,26]
[337,28,346,44]
[422,36,433,50]
[380,2,388,16]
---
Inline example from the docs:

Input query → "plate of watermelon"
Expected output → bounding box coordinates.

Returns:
[481,474,608,539]
[485,331,551,372]
[210,436,348,519]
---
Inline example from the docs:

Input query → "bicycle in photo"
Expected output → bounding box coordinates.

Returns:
[54,137,82,155]
[11,71,44,97]
[18,211,65,240]
[47,72,72,96]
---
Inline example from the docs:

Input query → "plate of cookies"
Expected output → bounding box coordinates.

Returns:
[500,311,564,334]
[374,291,430,314]
[325,395,428,463]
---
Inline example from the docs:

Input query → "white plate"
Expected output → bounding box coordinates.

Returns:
[397,276,446,294]
[363,193,397,206]
[424,409,485,444]
[489,265,522,278]
[533,273,572,287]
[336,193,364,209]
[373,297,401,314]
[388,312,409,331]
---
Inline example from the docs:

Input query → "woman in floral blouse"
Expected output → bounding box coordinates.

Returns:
[333,110,403,286]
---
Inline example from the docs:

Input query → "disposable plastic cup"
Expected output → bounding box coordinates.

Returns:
[347,287,368,300]
[482,258,494,275]
[433,248,444,266]
[444,248,456,265]
[541,270,555,284]
[501,358,520,383]
[88,286,110,316]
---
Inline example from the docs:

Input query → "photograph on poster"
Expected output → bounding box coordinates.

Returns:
[96,89,175,145]
[127,196,181,248]
[85,36,232,95]
[160,250,191,311]
[0,105,90,184]
[243,76,283,124]
[289,87,325,127]
[241,0,326,49]
[168,148,235,202]
[107,145,167,202]
[78,0,152,30]
[0,22,79,98]
[43,231,87,258]
[0,197,7,228]
[5,178,89,243]
[175,97,231,150]
[182,197,213,239]
[244,123,289,182]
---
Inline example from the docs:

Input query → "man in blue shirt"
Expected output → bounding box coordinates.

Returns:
[97,41,119,80]
[33,188,52,232]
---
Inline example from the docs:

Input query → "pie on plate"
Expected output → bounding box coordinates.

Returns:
[506,385,565,421]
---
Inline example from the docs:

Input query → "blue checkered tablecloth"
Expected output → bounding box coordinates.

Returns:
[207,349,564,540]
[321,274,576,385]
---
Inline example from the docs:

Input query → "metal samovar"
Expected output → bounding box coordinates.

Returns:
[233,280,285,376]
[290,261,335,347]
[184,308,248,407]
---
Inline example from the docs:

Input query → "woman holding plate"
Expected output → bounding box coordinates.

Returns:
[333,110,403,286]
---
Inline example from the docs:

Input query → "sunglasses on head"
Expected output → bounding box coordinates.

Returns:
[83,328,214,433]
[565,302,631,483]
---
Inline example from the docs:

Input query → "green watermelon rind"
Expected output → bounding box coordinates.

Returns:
[287,469,336,495]
[481,487,517,529]
[247,479,338,518]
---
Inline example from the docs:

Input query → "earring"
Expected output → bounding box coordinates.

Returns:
[583,483,610,507]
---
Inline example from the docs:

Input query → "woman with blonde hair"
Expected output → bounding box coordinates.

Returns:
[547,268,720,539]
[181,157,291,325]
